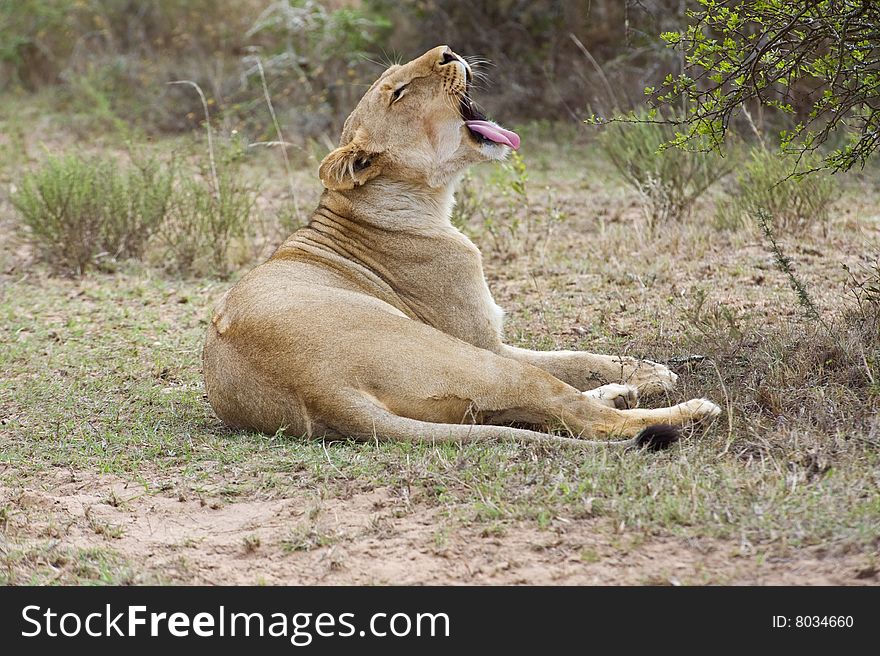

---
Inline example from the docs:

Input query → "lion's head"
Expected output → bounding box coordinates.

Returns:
[318,45,520,191]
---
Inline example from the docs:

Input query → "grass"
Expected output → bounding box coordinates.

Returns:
[2,259,877,553]
[0,542,148,585]
[716,148,839,233]
[1,117,879,583]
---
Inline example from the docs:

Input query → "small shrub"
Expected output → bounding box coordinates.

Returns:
[13,144,255,278]
[155,145,258,277]
[756,209,826,325]
[716,149,839,232]
[598,110,731,227]
[12,154,172,275]
[12,155,105,275]
[101,156,175,260]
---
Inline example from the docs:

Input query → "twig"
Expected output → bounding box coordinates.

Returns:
[666,354,707,366]
[167,80,219,200]
[252,56,303,226]
[756,209,830,331]
[707,358,735,457]
[740,104,766,150]
[248,140,297,148]
[321,439,349,480]
[569,33,620,111]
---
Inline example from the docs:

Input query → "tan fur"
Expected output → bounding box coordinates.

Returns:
[203,46,721,450]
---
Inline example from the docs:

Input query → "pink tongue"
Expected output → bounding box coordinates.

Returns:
[465,120,521,150]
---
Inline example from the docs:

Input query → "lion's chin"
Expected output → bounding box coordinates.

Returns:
[464,133,514,161]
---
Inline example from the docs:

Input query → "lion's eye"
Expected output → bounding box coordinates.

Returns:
[390,85,408,104]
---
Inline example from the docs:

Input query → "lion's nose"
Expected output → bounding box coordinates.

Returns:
[438,47,471,82]
[440,48,458,65]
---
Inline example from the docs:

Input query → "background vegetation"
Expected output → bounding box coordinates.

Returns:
[0,0,691,135]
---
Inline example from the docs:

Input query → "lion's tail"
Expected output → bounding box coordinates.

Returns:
[339,396,679,451]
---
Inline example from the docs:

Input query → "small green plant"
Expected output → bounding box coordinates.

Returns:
[156,150,257,277]
[281,524,337,553]
[12,154,172,275]
[242,535,261,553]
[683,288,746,352]
[716,149,839,232]
[504,149,528,198]
[598,109,730,228]
[483,151,530,257]
[451,172,480,231]
[757,210,827,328]
[454,153,567,262]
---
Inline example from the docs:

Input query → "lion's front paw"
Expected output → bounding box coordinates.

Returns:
[680,398,722,422]
[584,383,639,410]
[615,357,678,396]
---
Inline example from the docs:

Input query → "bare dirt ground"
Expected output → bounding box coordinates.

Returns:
[2,469,876,585]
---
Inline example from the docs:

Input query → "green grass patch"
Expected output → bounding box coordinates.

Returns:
[2,271,878,555]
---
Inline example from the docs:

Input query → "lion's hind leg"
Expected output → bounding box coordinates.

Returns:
[307,315,720,451]
[329,388,646,450]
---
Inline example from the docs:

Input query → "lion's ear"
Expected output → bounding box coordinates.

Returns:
[319,131,383,191]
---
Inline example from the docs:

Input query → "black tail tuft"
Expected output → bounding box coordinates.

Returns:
[633,424,680,452]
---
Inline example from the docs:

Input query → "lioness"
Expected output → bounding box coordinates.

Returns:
[203,46,720,450]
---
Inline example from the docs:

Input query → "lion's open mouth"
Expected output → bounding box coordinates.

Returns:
[459,93,520,150]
